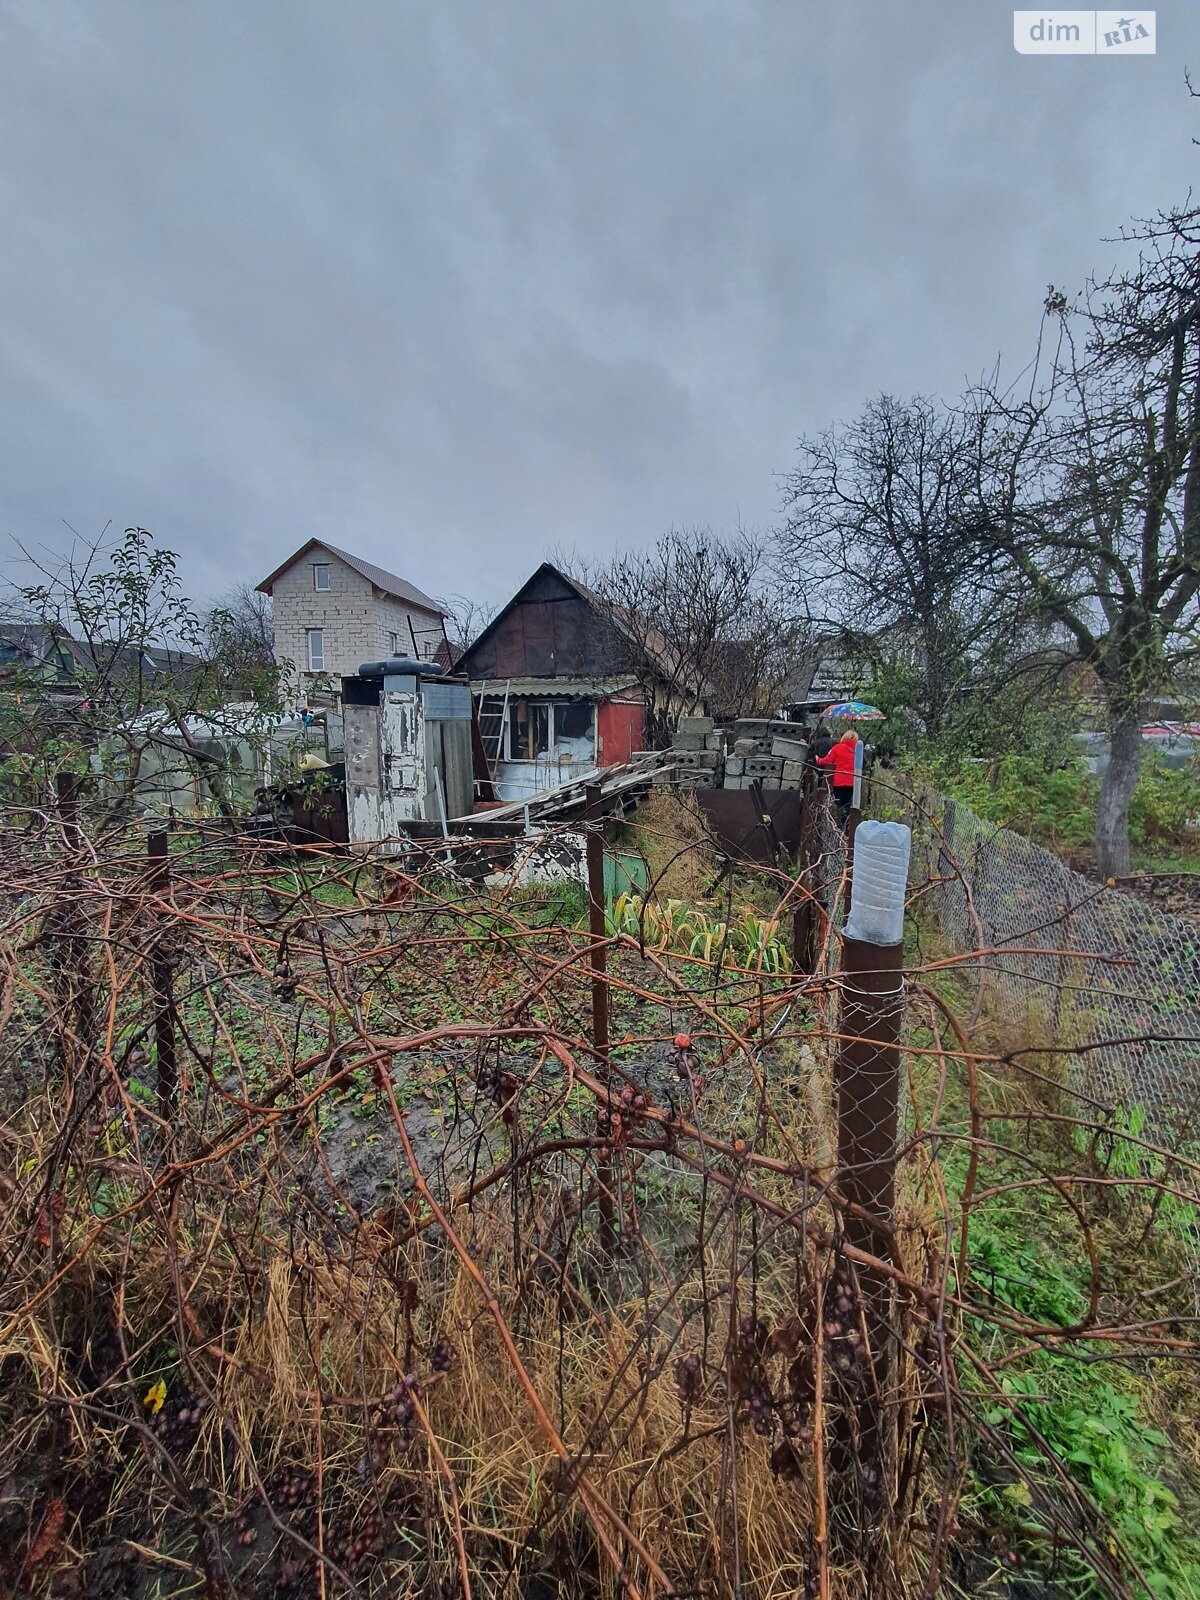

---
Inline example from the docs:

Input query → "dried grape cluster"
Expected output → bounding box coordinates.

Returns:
[672,1033,701,1084]
[232,1464,319,1553]
[324,1501,386,1574]
[597,1081,651,1145]
[731,1314,775,1436]
[823,1263,866,1384]
[674,1351,702,1409]
[150,1387,207,1456]
[474,1050,517,1115]
[367,1372,422,1450]
[272,959,297,1003]
[429,1337,454,1374]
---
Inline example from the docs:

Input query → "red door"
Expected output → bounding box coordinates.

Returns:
[597,699,645,766]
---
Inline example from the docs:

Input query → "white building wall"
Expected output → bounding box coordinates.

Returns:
[270,548,443,693]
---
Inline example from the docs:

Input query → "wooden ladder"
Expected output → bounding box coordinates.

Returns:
[477,682,510,772]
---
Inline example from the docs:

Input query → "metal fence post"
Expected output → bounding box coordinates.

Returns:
[792,778,819,974]
[585,785,617,1257]
[148,831,178,1126]
[835,932,904,1510]
[52,772,98,1077]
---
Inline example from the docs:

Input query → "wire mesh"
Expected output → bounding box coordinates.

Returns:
[893,779,1200,1126]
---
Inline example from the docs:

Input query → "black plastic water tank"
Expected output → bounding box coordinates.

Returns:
[356,657,444,678]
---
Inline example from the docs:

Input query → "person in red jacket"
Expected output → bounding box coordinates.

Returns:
[815,729,858,825]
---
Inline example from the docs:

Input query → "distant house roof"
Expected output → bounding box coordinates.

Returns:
[80,640,204,682]
[0,621,79,681]
[0,624,204,690]
[256,539,445,617]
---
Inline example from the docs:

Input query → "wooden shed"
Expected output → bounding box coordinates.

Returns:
[456,563,648,802]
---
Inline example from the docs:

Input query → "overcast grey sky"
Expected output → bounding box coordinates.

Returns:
[0,1,1195,612]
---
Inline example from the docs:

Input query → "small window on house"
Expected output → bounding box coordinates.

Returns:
[306,629,324,672]
[312,563,331,591]
[554,701,595,746]
[389,632,400,657]
[508,699,550,760]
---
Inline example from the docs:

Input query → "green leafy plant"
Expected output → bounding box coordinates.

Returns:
[1129,756,1200,849]
[912,749,1200,863]
[961,1157,1200,1599]
[607,892,791,974]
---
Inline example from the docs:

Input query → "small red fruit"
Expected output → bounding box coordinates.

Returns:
[673,1032,691,1050]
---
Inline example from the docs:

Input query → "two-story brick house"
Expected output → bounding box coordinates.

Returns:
[256,540,447,695]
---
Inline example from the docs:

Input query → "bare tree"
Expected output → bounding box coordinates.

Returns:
[205,580,274,671]
[780,394,1038,741]
[578,526,807,745]
[964,204,1200,874]
[441,593,498,656]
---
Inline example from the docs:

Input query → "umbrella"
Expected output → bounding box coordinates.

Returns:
[822,700,884,721]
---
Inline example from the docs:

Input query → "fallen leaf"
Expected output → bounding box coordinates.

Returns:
[143,1378,167,1415]
[35,1191,66,1248]
[26,1497,65,1566]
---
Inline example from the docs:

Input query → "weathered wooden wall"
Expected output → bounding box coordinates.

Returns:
[459,567,626,680]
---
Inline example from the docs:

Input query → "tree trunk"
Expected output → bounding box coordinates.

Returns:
[1095,709,1143,878]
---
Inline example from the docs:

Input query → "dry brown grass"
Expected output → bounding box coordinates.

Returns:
[620,793,721,905]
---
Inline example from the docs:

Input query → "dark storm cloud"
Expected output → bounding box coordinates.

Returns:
[0,0,1195,609]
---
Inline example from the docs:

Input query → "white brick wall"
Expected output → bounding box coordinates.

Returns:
[270,550,443,692]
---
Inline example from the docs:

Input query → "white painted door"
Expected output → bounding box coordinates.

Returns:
[380,691,425,831]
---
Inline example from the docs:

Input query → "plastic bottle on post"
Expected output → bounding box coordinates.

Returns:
[844,820,911,946]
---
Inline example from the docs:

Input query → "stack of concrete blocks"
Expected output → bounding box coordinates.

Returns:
[655,716,810,793]
[656,714,725,789]
[720,719,810,790]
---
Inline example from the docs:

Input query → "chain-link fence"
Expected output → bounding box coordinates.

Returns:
[891,780,1200,1129]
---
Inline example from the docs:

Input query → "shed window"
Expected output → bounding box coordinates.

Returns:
[312,563,331,591]
[306,629,324,672]
[508,700,549,760]
[555,702,594,742]
[505,699,595,761]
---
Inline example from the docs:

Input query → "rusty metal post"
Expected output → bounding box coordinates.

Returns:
[52,772,98,1078]
[834,932,904,1512]
[792,779,819,974]
[584,785,617,1256]
[836,935,902,1261]
[148,831,178,1126]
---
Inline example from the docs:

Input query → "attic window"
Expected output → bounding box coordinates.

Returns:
[312,563,331,591]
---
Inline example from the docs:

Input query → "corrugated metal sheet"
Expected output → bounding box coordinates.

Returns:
[421,680,472,719]
[470,676,638,698]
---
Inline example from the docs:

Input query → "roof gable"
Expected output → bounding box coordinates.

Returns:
[257,539,445,616]
[456,561,704,698]
[455,562,595,674]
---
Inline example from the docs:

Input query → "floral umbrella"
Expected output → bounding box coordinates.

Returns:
[822,700,885,721]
